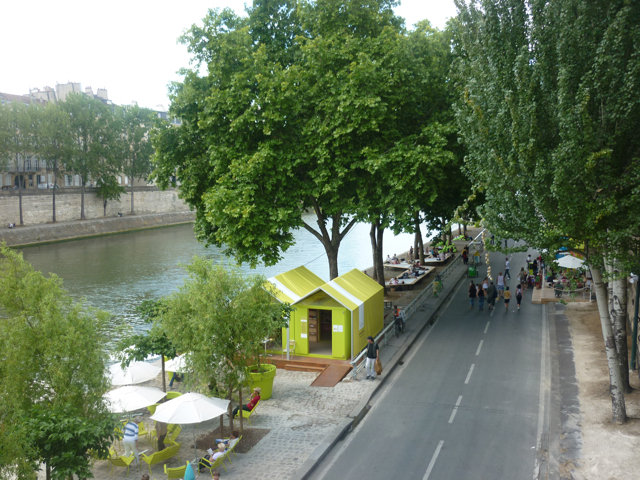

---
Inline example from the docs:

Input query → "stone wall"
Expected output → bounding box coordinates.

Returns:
[0,211,196,247]
[0,187,188,225]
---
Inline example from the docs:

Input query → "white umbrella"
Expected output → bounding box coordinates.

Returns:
[557,255,585,269]
[165,355,188,373]
[151,392,230,462]
[105,386,167,413]
[109,361,161,386]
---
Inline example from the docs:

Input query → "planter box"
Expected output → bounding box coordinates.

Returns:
[247,363,277,400]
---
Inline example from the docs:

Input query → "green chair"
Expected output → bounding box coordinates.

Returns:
[225,435,242,460]
[164,461,189,479]
[166,424,182,447]
[139,442,181,474]
[201,453,227,475]
[234,400,260,426]
[166,391,182,400]
[147,403,159,415]
[107,453,135,477]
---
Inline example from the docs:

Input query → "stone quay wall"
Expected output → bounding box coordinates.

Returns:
[0,187,187,225]
[0,211,196,247]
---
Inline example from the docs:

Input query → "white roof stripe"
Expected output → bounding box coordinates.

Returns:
[327,280,364,306]
[268,278,301,302]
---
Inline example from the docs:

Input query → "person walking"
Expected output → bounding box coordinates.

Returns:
[504,286,512,311]
[462,250,468,265]
[486,282,497,311]
[491,234,495,246]
[468,281,477,309]
[409,246,414,261]
[497,272,505,299]
[516,284,523,311]
[156,420,168,451]
[518,267,527,287]
[504,238,508,248]
[123,418,142,467]
[365,336,379,380]
[504,257,511,280]
[477,283,485,311]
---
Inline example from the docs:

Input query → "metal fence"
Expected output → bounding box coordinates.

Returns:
[349,229,486,378]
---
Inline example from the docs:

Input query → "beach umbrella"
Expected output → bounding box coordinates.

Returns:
[105,385,167,413]
[151,392,230,462]
[557,255,585,269]
[109,361,161,386]
[165,354,188,373]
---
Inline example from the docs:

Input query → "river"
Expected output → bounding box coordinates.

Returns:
[19,213,431,333]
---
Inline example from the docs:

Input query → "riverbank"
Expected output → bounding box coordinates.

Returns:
[0,211,195,247]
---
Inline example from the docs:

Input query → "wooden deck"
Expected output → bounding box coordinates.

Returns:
[268,355,352,387]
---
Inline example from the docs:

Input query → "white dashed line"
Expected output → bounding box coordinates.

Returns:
[476,340,484,356]
[422,440,444,480]
[464,364,475,384]
[448,395,463,424]
[484,321,490,334]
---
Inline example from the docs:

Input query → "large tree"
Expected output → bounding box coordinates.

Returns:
[159,258,289,433]
[39,102,72,223]
[454,0,640,423]
[117,104,156,215]
[62,93,117,220]
[153,0,418,280]
[0,244,116,479]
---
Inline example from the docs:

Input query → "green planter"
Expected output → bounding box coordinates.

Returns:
[247,363,277,400]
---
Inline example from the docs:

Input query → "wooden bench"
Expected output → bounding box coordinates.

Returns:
[140,443,181,474]
[385,267,434,290]
[234,400,261,426]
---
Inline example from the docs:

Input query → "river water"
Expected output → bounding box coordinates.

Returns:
[19,213,430,333]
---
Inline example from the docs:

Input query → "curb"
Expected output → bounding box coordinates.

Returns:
[291,261,470,480]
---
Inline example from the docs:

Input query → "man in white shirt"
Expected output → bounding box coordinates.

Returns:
[505,258,511,280]
[497,272,505,298]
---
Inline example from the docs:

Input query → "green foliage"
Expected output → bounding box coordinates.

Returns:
[453,0,640,270]
[0,244,115,478]
[95,175,126,216]
[159,257,290,393]
[25,404,116,480]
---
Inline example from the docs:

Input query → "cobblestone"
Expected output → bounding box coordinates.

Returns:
[50,369,369,480]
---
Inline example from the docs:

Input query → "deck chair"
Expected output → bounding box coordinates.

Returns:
[282,340,295,358]
[166,424,182,446]
[234,400,260,426]
[226,435,242,459]
[201,453,227,475]
[166,391,182,400]
[164,461,189,479]
[107,453,135,477]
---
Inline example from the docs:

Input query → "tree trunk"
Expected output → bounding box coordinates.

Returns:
[592,267,627,424]
[611,264,631,393]
[103,199,107,217]
[464,222,468,235]
[161,357,167,393]
[52,179,57,223]
[458,223,462,235]
[80,180,86,220]
[228,384,234,431]
[413,230,419,262]
[46,463,51,480]
[238,387,243,433]
[369,220,385,287]
[130,182,135,215]
[19,161,24,226]
[301,199,357,280]
[417,230,425,265]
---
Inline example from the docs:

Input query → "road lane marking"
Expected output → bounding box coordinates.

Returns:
[448,395,463,423]
[484,321,490,333]
[422,440,444,480]
[476,340,484,356]
[464,364,475,384]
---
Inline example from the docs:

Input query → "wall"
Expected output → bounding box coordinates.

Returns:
[0,187,188,225]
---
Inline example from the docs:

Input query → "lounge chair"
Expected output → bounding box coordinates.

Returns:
[164,461,189,479]
[107,453,135,477]
[234,400,261,426]
[139,442,181,474]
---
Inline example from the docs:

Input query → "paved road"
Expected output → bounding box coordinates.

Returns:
[310,245,548,480]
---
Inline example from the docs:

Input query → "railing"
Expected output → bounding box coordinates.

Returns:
[349,229,486,379]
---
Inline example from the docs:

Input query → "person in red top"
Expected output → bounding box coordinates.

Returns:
[232,387,261,417]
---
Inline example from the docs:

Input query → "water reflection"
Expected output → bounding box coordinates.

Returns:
[19,214,431,334]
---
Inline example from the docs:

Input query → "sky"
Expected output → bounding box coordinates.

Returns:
[1,0,457,111]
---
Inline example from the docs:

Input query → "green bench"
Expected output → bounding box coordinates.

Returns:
[139,443,181,474]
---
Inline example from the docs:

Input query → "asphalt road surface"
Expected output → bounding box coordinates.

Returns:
[310,245,548,480]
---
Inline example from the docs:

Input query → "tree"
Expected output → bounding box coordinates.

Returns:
[95,175,126,217]
[153,1,408,279]
[159,258,289,432]
[117,105,156,215]
[3,102,40,225]
[0,244,117,478]
[62,93,117,220]
[453,0,640,423]
[116,299,177,393]
[40,102,72,222]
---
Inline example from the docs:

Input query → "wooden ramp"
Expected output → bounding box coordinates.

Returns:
[310,364,352,388]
